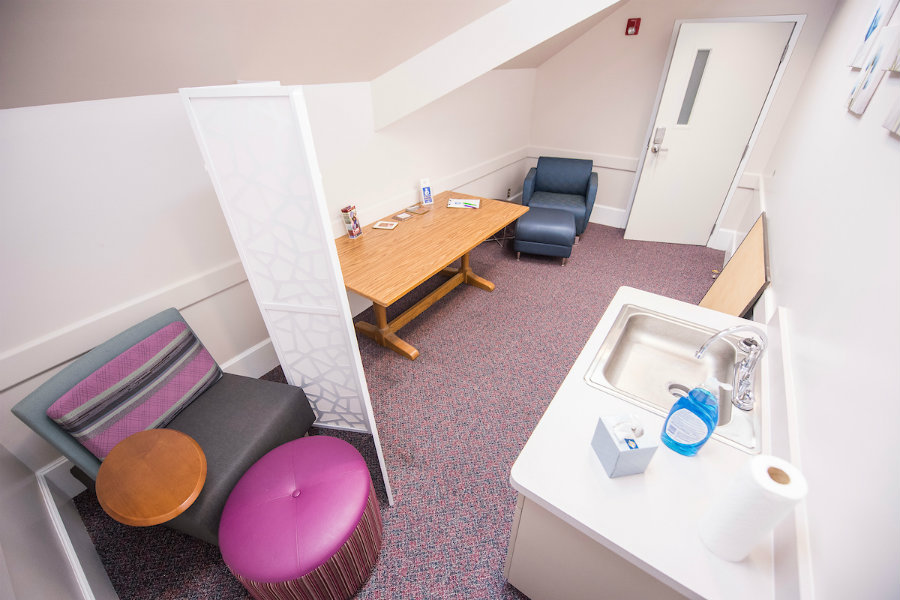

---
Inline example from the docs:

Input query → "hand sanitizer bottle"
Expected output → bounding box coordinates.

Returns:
[660,378,720,456]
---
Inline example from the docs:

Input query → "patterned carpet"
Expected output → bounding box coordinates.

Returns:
[73,223,723,599]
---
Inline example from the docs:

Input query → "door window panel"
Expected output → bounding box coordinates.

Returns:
[677,49,710,125]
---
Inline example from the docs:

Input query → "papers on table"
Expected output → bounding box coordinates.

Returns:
[448,197,480,209]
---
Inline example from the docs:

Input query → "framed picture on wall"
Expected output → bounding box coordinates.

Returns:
[848,27,897,114]
[850,0,899,68]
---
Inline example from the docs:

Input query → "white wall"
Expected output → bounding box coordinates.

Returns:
[761,0,900,596]
[304,68,536,234]
[0,94,271,472]
[303,69,536,314]
[525,0,838,236]
[0,444,88,599]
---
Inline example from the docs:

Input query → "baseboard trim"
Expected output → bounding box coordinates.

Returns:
[36,458,95,600]
[440,146,530,193]
[343,147,531,230]
[588,205,628,229]
[708,227,739,255]
[1,259,248,392]
[738,171,761,191]
[766,306,815,600]
[776,308,815,599]
[527,146,639,172]
[525,148,762,240]
[220,338,279,378]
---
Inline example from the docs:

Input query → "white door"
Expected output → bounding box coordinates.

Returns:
[624,21,794,245]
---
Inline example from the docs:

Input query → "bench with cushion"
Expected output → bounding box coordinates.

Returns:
[12,307,316,545]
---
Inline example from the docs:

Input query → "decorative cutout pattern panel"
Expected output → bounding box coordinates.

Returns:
[186,94,368,432]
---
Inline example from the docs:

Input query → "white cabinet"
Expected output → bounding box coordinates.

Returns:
[505,287,783,600]
[505,494,687,600]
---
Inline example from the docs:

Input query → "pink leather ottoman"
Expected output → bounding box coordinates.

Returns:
[219,436,383,600]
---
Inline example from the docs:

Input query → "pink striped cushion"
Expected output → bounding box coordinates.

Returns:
[46,322,221,459]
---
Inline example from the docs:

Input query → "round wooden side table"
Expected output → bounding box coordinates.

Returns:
[96,428,207,527]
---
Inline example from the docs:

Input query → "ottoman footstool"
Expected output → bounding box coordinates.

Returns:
[513,207,576,265]
[219,436,383,600]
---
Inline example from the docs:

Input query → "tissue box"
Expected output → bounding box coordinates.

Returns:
[591,415,658,478]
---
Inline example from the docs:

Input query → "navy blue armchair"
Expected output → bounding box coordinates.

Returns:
[522,156,598,237]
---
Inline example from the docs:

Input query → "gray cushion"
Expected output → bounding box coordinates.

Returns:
[514,207,576,259]
[534,156,593,196]
[516,207,576,244]
[528,192,588,234]
[165,373,316,545]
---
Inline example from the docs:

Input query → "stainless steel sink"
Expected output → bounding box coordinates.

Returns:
[585,304,760,453]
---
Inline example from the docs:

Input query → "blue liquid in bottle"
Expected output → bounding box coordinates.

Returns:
[661,386,718,456]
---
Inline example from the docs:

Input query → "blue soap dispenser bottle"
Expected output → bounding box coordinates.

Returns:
[660,378,720,456]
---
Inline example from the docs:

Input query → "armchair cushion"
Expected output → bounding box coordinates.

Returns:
[534,156,593,196]
[46,321,221,460]
[527,191,592,235]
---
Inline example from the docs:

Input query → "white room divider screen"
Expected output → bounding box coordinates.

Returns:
[180,84,393,505]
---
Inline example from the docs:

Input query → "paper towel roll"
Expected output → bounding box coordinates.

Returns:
[699,454,808,562]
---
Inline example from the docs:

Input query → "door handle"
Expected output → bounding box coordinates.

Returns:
[650,127,668,153]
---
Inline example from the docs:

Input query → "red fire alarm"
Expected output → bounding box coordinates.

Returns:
[626,18,641,35]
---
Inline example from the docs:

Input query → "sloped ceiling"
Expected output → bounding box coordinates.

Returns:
[497,4,621,69]
[0,0,510,109]
[370,0,623,129]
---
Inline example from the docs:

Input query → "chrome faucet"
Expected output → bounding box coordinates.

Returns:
[695,325,768,411]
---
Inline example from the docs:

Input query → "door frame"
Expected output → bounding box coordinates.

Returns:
[623,15,806,247]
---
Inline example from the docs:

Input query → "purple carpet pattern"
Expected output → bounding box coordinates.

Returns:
[73,223,723,599]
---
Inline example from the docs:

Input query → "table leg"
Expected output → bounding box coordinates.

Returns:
[354,252,495,361]
[441,253,495,291]
[355,304,420,360]
[459,252,495,292]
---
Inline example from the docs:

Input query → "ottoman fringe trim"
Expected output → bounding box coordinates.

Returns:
[232,482,383,600]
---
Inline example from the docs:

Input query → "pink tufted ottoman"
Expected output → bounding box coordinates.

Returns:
[219,436,383,600]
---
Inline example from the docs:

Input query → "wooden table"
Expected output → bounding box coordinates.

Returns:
[96,428,207,527]
[335,191,528,360]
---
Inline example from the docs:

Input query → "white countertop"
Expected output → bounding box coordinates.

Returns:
[510,287,775,600]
